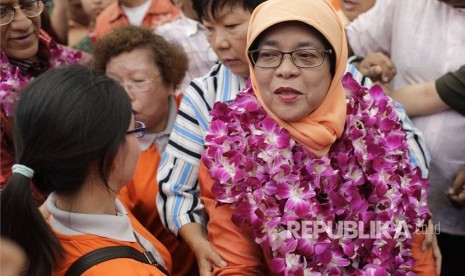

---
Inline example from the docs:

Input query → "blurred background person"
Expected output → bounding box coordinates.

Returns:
[156,0,217,93]
[93,25,198,275]
[94,0,180,41]
[337,0,376,25]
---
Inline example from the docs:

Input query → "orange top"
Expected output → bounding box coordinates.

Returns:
[118,95,197,276]
[94,0,180,41]
[52,207,172,276]
[199,163,436,275]
[332,0,340,10]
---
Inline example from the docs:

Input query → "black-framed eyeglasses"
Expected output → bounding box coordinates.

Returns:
[0,0,45,26]
[126,120,146,139]
[248,48,333,68]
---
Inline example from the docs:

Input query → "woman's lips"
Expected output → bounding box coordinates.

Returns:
[274,87,302,102]
[10,33,34,46]
[222,59,241,68]
[342,0,357,11]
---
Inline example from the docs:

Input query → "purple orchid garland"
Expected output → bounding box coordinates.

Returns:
[202,73,429,275]
[1,41,83,116]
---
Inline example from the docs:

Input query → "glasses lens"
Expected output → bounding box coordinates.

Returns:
[0,7,14,25]
[134,121,146,138]
[255,50,281,68]
[293,50,324,68]
[23,1,43,17]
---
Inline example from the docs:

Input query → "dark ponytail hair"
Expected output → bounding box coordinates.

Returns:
[0,65,132,275]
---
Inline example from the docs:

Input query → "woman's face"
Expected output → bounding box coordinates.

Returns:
[80,0,115,20]
[203,5,251,78]
[253,21,333,122]
[337,0,376,22]
[0,0,41,60]
[106,47,173,134]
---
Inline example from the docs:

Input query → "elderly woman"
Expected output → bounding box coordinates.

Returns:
[200,0,436,274]
[1,0,86,189]
[92,25,197,276]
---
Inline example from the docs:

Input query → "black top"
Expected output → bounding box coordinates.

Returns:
[436,65,465,116]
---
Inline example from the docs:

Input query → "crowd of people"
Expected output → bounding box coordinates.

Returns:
[1,0,464,275]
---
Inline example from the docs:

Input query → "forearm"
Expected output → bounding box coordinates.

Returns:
[390,81,449,117]
[51,0,70,44]
[157,153,205,236]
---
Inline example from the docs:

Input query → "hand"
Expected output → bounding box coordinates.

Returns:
[421,219,442,275]
[191,236,227,276]
[179,223,227,276]
[357,52,397,83]
[446,168,465,208]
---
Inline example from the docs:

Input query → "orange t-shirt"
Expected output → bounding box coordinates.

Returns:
[199,162,437,275]
[118,95,198,276]
[52,209,172,276]
[94,0,180,41]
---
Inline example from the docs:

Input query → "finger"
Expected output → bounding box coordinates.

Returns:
[198,257,213,276]
[433,236,442,275]
[207,249,227,267]
[421,221,433,251]
[450,170,465,194]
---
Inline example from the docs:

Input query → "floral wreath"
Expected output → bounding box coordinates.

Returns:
[0,40,83,116]
[202,73,429,275]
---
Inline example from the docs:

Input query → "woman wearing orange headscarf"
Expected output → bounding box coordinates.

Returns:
[199,0,437,274]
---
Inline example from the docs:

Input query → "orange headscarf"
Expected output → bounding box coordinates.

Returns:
[246,0,348,157]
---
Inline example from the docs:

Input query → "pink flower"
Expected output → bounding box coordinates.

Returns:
[202,73,429,274]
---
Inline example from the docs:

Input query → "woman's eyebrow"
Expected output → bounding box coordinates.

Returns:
[260,40,323,48]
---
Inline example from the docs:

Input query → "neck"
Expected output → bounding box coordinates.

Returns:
[120,0,149,8]
[55,178,118,215]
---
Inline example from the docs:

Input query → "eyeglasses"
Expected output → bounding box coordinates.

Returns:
[248,48,333,68]
[126,120,146,138]
[0,0,45,26]
[117,76,160,93]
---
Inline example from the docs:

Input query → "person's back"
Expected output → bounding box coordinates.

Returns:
[0,66,171,276]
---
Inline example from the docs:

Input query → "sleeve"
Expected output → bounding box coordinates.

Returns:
[198,162,266,276]
[0,110,14,187]
[345,0,398,57]
[394,104,430,179]
[156,79,213,236]
[436,65,465,116]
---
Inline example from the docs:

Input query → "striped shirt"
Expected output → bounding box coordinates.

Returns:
[157,62,430,235]
[157,63,247,235]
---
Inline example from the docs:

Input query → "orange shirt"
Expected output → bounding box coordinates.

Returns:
[94,0,180,41]
[118,95,198,276]
[198,162,437,276]
[52,207,172,276]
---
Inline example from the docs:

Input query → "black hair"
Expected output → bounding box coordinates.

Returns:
[0,65,132,276]
[192,0,266,21]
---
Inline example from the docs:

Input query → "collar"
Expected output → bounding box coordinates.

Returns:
[108,0,179,23]
[137,96,177,151]
[47,193,136,242]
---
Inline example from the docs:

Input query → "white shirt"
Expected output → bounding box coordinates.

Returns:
[121,0,152,26]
